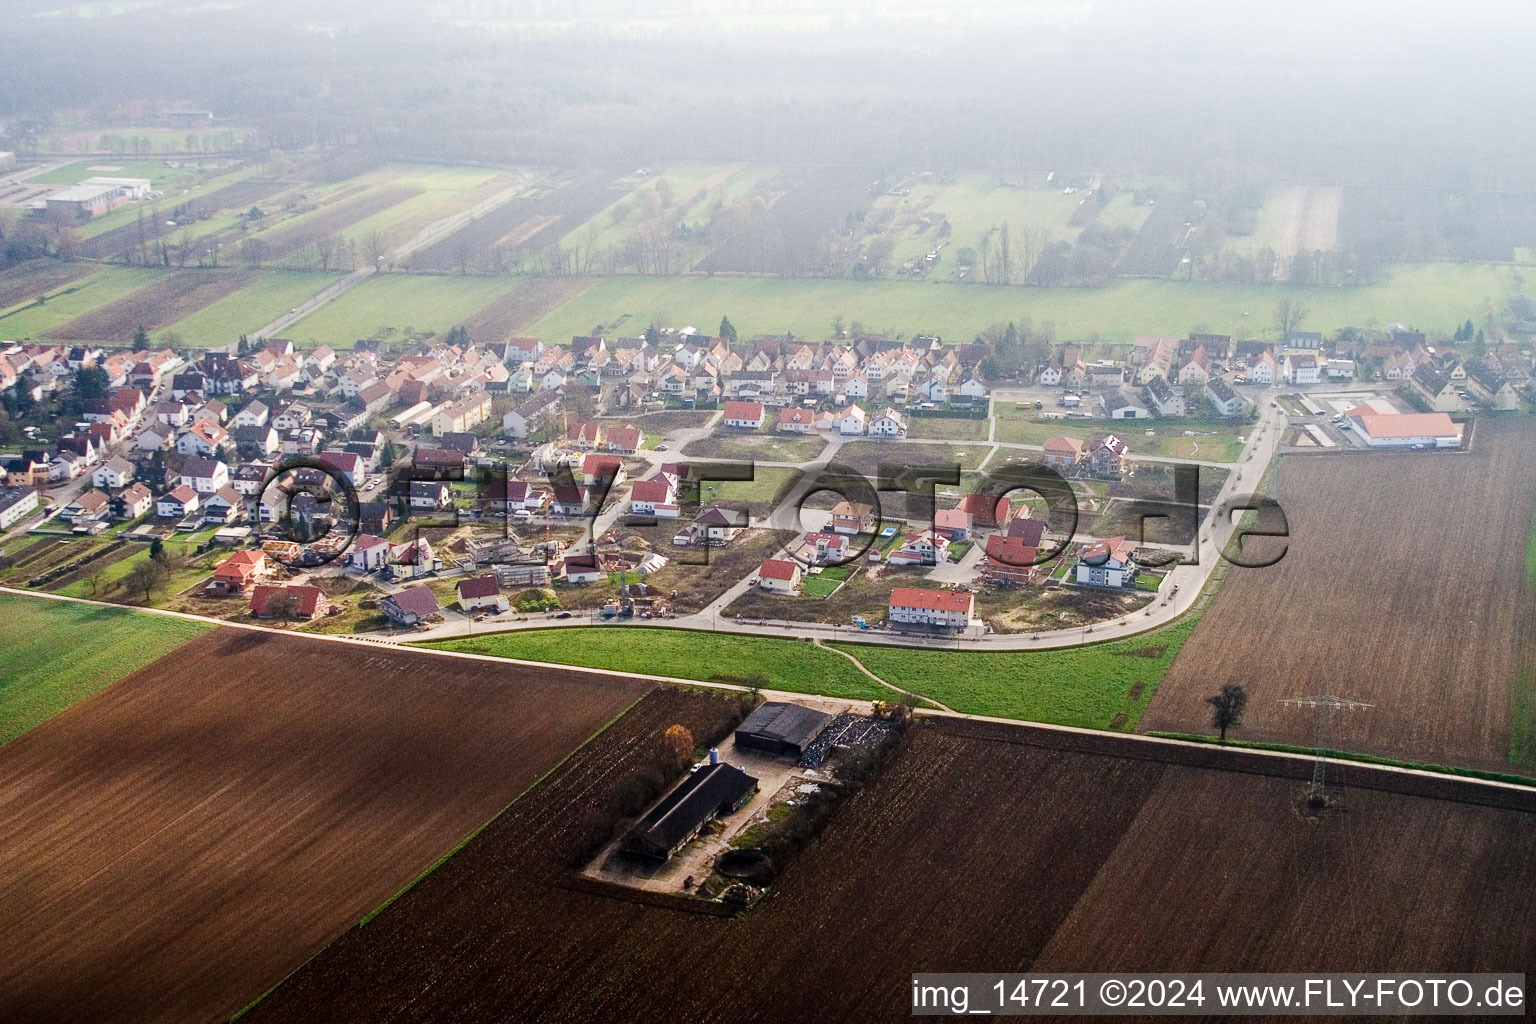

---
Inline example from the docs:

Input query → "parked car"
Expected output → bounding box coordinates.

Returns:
[555,611,573,618]
[656,444,669,451]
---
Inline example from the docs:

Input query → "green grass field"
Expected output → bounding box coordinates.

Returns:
[0,593,211,745]
[874,172,1087,267]
[417,626,890,701]
[0,266,170,340]
[284,273,518,346]
[526,262,1526,344]
[167,271,340,344]
[832,617,1200,728]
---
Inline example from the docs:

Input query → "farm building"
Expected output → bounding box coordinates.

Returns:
[381,586,442,627]
[888,587,974,630]
[1344,409,1463,449]
[734,702,833,758]
[757,558,802,594]
[622,762,759,862]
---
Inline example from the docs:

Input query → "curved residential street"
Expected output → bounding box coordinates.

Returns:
[399,399,1290,650]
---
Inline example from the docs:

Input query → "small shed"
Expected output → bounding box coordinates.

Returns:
[734,702,833,758]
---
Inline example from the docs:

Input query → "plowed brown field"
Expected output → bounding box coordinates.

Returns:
[243,716,1536,1024]
[0,630,648,1024]
[1142,418,1536,771]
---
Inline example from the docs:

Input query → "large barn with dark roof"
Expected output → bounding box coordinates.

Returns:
[733,702,833,758]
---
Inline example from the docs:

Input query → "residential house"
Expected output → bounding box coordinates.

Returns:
[202,487,245,524]
[208,549,266,594]
[1206,378,1249,417]
[457,575,508,614]
[605,425,643,454]
[551,484,589,516]
[232,400,270,429]
[234,425,280,458]
[561,552,605,584]
[409,480,454,511]
[1409,364,1460,412]
[250,584,326,621]
[693,506,746,543]
[176,420,228,457]
[981,534,1040,586]
[345,534,392,572]
[1283,353,1321,386]
[887,532,949,566]
[381,585,442,627]
[0,486,39,529]
[802,530,850,564]
[934,507,972,541]
[829,500,875,535]
[757,558,802,594]
[722,400,765,429]
[955,492,1013,529]
[1075,536,1139,589]
[179,457,230,495]
[776,407,816,433]
[868,407,905,437]
[157,484,200,519]
[92,455,135,490]
[61,489,109,523]
[1086,435,1129,477]
[1464,360,1521,411]
[887,587,973,630]
[502,389,562,440]
[1144,375,1186,417]
[110,482,154,521]
[231,463,270,497]
[629,473,680,517]
[1042,435,1085,469]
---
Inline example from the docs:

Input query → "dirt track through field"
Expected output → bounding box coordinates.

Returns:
[1269,184,1341,273]
[0,629,649,1024]
[1142,418,1536,770]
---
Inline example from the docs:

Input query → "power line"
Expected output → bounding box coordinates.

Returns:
[1279,687,1373,807]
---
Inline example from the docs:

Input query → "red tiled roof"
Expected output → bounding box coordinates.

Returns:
[249,584,324,617]
[723,400,764,420]
[888,587,973,613]
[759,558,800,581]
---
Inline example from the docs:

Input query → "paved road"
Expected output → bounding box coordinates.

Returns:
[404,400,1289,650]
[5,583,1531,798]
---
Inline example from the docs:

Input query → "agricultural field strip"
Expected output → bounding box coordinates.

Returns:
[236,713,1536,1024]
[6,586,1532,795]
[0,626,650,1024]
